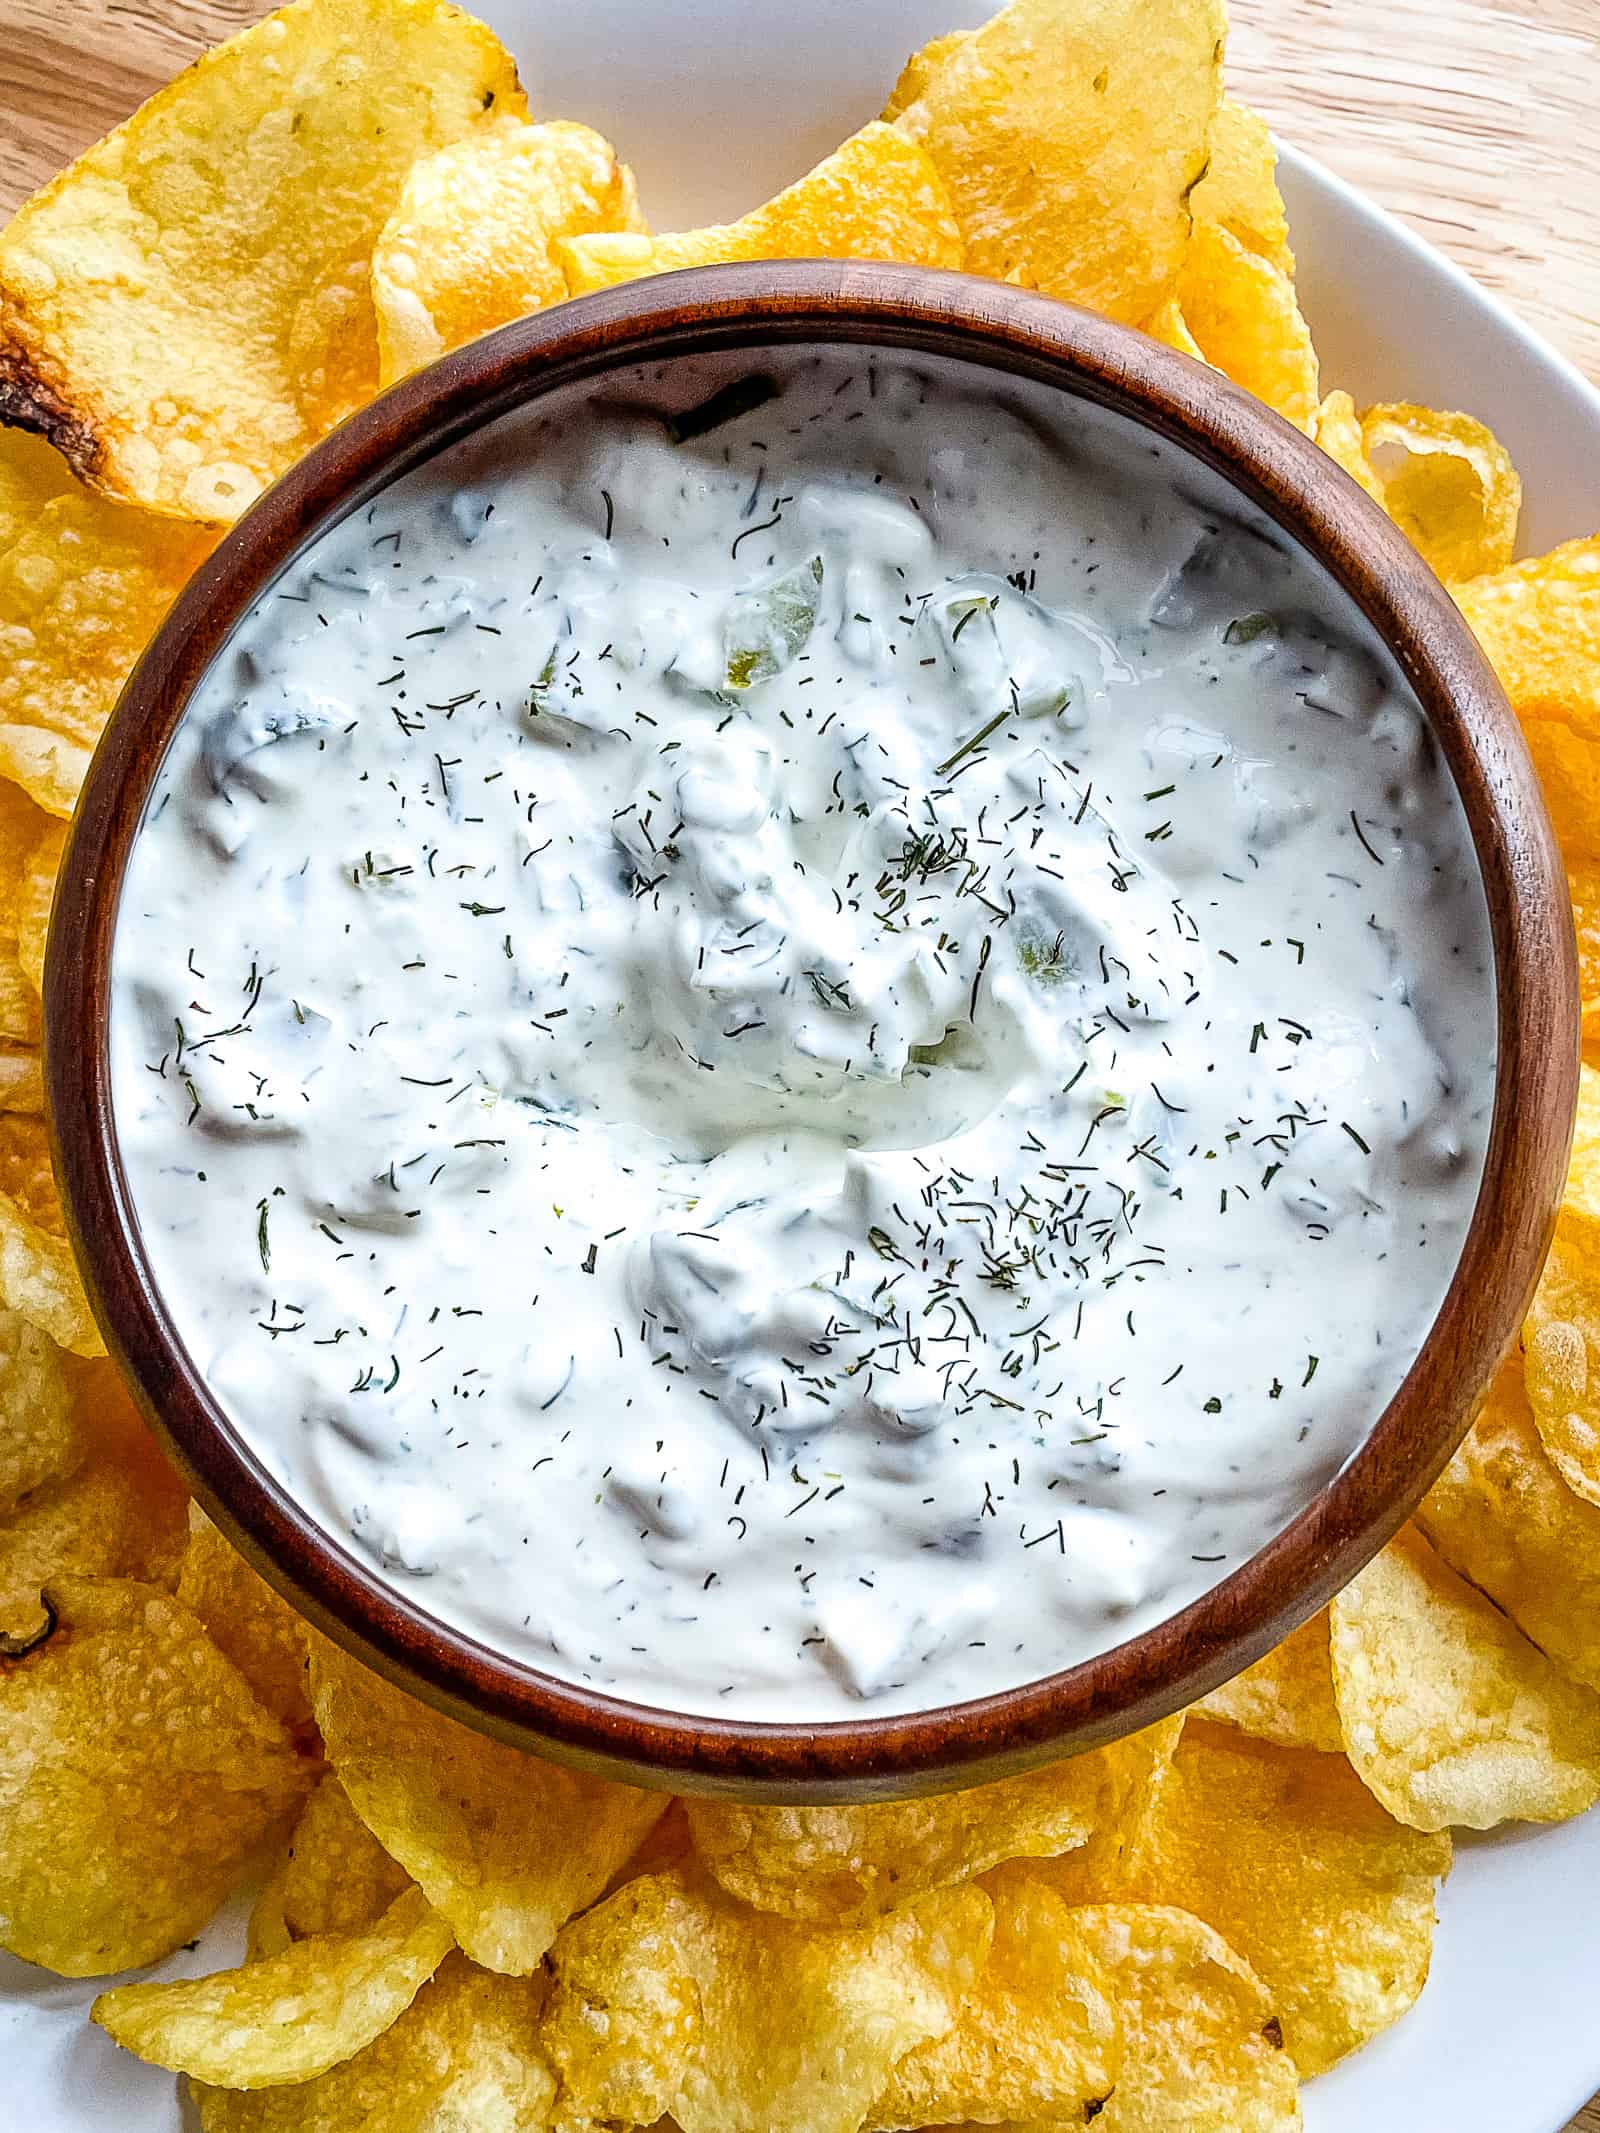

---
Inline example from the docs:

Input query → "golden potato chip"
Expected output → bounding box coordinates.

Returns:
[94,1884,452,2085]
[191,1952,552,2132]
[246,1853,295,1964]
[558,121,960,296]
[1453,535,1600,859]
[0,1110,62,1232]
[890,0,1225,323]
[1360,403,1521,582]
[1191,97,1292,272]
[0,468,215,820]
[1141,294,1207,362]
[277,1772,412,1941]
[1312,388,1383,500]
[686,1722,1175,1924]
[0,0,527,518]
[0,1354,187,1648]
[1524,1237,1600,1506]
[374,118,644,384]
[177,1506,313,1735]
[1070,1902,1300,2131]
[541,1865,991,2133]
[1196,1611,1343,1753]
[1177,220,1318,431]
[868,1877,1119,2129]
[0,427,75,551]
[0,1575,309,1974]
[1115,1719,1448,2074]
[308,1635,666,1971]
[1559,1059,1600,1234]
[0,1185,98,1353]
[15,816,64,996]
[1570,865,1600,1056]
[1329,1525,1600,1831]
[984,1717,1185,1909]
[1417,1354,1600,1690]
[0,1304,77,1513]
[881,30,973,122]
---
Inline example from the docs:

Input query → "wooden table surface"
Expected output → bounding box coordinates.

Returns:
[3,2,1599,2126]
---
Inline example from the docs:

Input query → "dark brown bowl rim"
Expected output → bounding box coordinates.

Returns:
[46,262,1579,1800]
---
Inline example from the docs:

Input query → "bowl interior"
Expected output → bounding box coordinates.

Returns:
[45,265,1578,1799]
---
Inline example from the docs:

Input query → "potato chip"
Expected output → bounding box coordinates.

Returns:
[1311,388,1383,500]
[1196,1610,1343,1753]
[0,1110,62,1232]
[890,0,1224,324]
[0,0,527,519]
[177,1506,313,1735]
[191,1952,552,2132]
[984,1717,1185,1909]
[1524,1238,1600,1506]
[94,1883,452,2085]
[1453,534,1600,859]
[1360,403,1521,582]
[374,118,644,384]
[1115,1719,1448,2074]
[0,1184,99,1353]
[0,1304,78,1513]
[1191,97,1292,272]
[541,1865,991,2133]
[0,426,75,551]
[1177,220,1318,431]
[278,1772,412,1940]
[1329,1525,1600,1831]
[0,1576,309,1974]
[308,1635,666,1971]
[868,1877,1119,2129]
[1570,865,1600,1056]
[0,1355,188,1648]
[1070,1902,1300,2130]
[246,1853,295,1964]
[1141,294,1207,362]
[1417,1354,1600,1691]
[1559,1059,1600,1235]
[557,121,960,296]
[686,1722,1174,1924]
[0,453,215,818]
[15,816,64,996]
[881,30,973,122]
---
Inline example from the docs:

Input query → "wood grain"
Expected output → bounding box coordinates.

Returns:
[3,1,1599,2123]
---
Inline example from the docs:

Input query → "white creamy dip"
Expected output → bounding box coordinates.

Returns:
[111,353,1494,1719]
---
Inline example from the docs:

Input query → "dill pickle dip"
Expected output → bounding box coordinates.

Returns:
[111,353,1494,1719]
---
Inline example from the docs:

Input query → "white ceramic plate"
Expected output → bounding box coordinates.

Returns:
[7,4,1600,2127]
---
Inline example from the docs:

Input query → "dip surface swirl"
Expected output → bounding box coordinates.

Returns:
[111,353,1494,1718]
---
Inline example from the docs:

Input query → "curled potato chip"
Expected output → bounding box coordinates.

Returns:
[868,1877,1119,2129]
[1418,1354,1600,1691]
[1453,534,1600,859]
[0,1576,309,1974]
[0,0,526,519]
[1196,1611,1342,1753]
[987,1717,1185,1909]
[1070,1902,1300,2131]
[1116,1719,1448,2074]
[882,30,973,122]
[1360,403,1521,582]
[1312,389,1383,500]
[541,1865,991,2133]
[558,121,960,296]
[0,1184,99,1353]
[0,1304,77,1512]
[278,1772,412,1940]
[686,1723,1173,1923]
[1524,1237,1600,1506]
[1177,220,1318,430]
[1191,97,1292,272]
[94,1883,453,2085]
[373,118,644,384]
[177,1507,313,1734]
[1141,294,1207,362]
[890,0,1225,323]
[309,1635,666,1972]
[1329,1525,1600,1831]
[14,815,64,996]
[0,1355,188,1648]
[191,1951,552,2132]
[0,449,216,818]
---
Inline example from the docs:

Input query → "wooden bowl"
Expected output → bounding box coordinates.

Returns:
[45,263,1579,1800]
